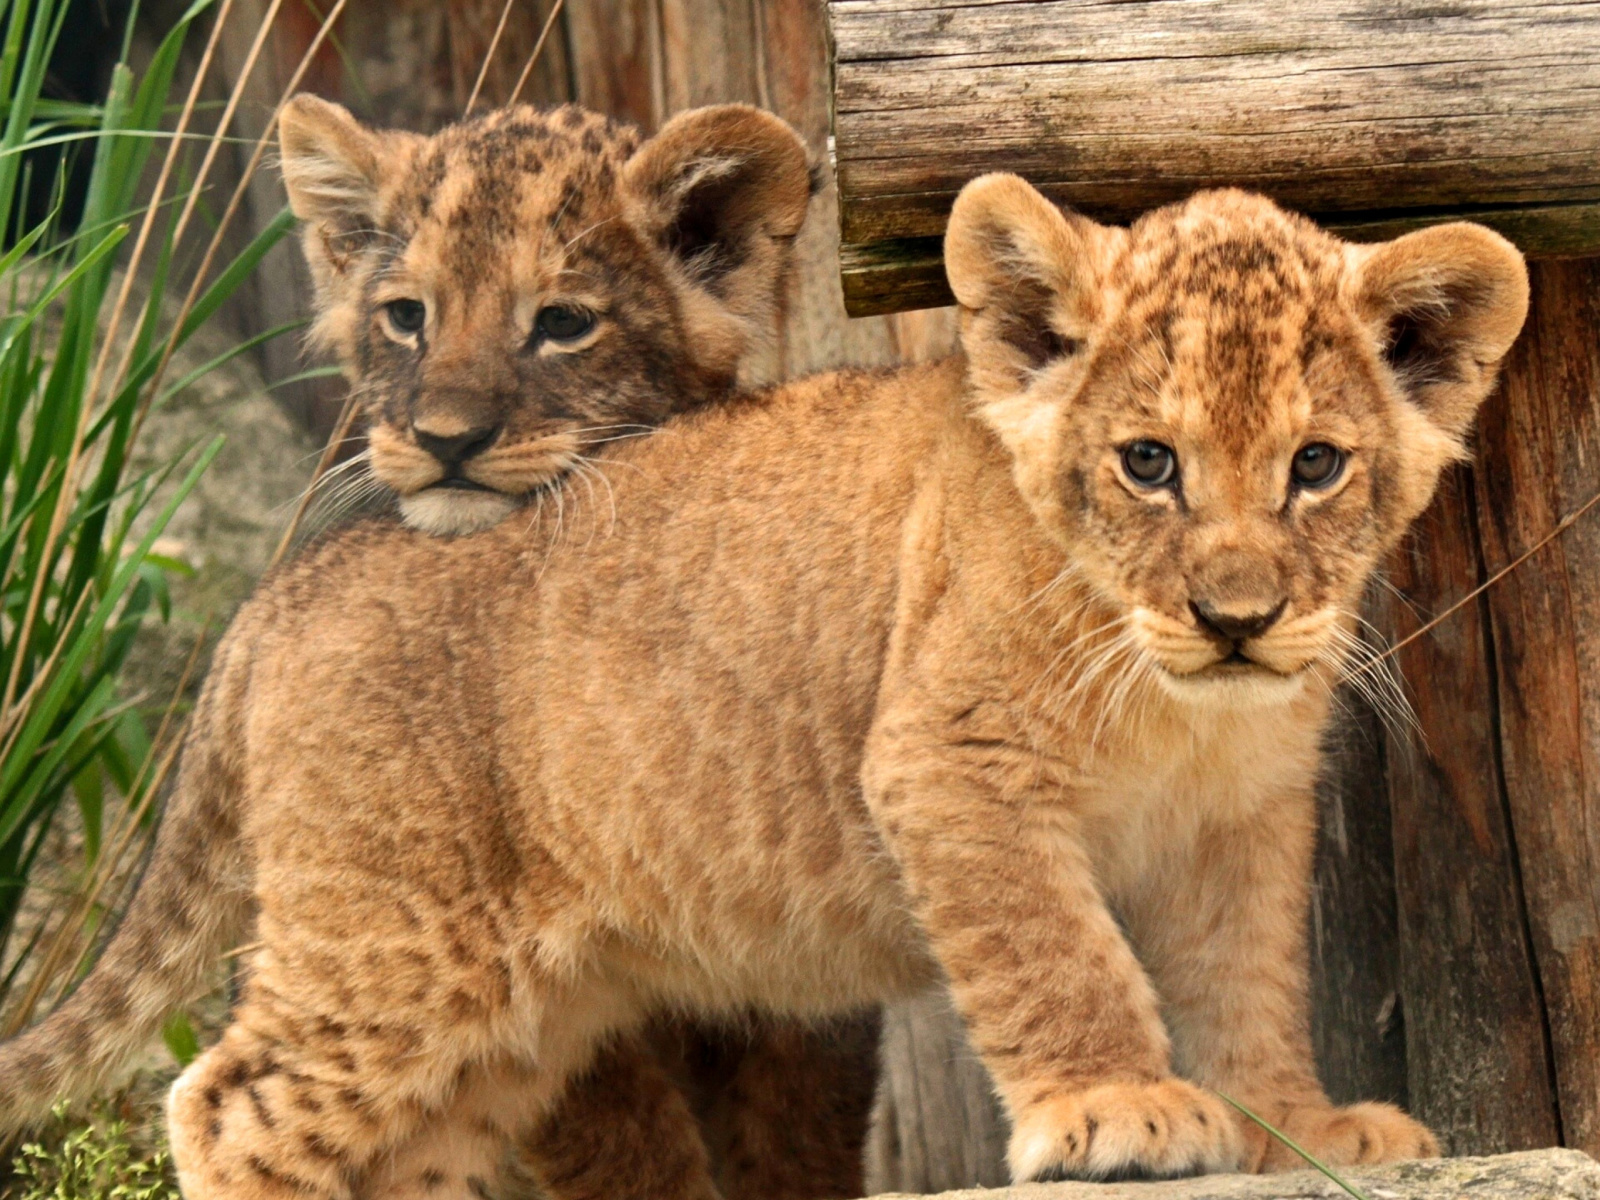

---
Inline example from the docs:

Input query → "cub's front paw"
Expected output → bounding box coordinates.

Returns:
[1243,1100,1439,1172]
[1008,1079,1242,1182]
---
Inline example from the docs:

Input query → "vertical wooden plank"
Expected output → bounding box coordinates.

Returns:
[1380,461,1562,1154]
[1311,692,1409,1109]
[659,0,762,109]
[864,990,1010,1194]
[1474,258,1600,1156]
[565,0,664,129]
[755,0,947,380]
[446,0,573,111]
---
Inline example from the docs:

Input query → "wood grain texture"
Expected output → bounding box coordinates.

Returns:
[567,0,665,129]
[1472,258,1600,1156]
[1378,460,1563,1155]
[836,202,1600,317]
[865,990,1010,1193]
[1311,687,1409,1111]
[827,0,1600,313]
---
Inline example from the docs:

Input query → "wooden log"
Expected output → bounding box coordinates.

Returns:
[826,0,1600,314]
[865,990,1010,1193]
[865,1149,1600,1200]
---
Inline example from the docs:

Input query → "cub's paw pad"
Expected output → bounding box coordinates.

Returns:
[1009,1079,1242,1182]
[1247,1101,1439,1172]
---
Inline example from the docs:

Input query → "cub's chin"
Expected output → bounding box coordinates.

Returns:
[1154,662,1308,709]
[399,488,519,536]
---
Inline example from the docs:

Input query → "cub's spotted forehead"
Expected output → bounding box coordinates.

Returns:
[1120,190,1345,320]
[1104,191,1365,437]
[384,105,642,259]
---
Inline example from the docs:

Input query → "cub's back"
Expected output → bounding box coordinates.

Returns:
[234,356,964,767]
[220,358,962,996]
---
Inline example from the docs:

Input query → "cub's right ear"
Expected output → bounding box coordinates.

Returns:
[1354,221,1529,442]
[624,104,813,385]
[944,174,1121,398]
[278,95,390,287]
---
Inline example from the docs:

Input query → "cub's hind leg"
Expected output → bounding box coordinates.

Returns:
[167,989,455,1200]
[517,1033,723,1200]
[686,1015,880,1200]
[366,1034,721,1200]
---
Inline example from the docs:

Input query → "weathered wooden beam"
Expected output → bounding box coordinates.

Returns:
[1377,459,1563,1154]
[827,0,1600,315]
[838,204,1600,317]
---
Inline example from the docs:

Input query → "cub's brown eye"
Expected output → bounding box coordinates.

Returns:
[1292,442,1344,489]
[385,299,426,335]
[535,306,595,343]
[1121,440,1177,488]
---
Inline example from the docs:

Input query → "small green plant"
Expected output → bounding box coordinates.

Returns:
[0,0,297,1036]
[5,1103,177,1200]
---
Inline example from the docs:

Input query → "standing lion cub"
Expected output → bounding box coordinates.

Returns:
[0,173,1526,1198]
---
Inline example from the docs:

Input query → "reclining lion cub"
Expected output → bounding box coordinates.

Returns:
[0,176,1526,1196]
[274,94,877,1200]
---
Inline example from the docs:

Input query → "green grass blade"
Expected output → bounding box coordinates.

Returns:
[152,319,306,408]
[0,436,222,839]
[1217,1094,1375,1200]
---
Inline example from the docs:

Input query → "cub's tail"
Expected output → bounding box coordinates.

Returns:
[0,642,254,1134]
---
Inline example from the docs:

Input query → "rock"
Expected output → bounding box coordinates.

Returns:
[868,1149,1600,1199]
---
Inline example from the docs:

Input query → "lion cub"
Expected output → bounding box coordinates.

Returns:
[278,95,812,535]
[278,97,876,1200]
[0,177,1527,1199]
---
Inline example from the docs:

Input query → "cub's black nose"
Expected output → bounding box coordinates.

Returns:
[1190,598,1287,642]
[413,423,500,467]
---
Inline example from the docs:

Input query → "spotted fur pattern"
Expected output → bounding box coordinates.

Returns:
[0,184,1527,1197]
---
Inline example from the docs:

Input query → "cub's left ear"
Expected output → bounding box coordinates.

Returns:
[1355,222,1529,439]
[944,173,1122,398]
[624,105,812,376]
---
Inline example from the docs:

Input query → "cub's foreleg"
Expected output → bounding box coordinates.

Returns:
[1126,791,1438,1171]
[864,738,1240,1183]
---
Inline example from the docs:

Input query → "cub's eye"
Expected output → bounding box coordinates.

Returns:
[1291,442,1344,489]
[384,299,426,335]
[535,306,596,343]
[1121,440,1177,488]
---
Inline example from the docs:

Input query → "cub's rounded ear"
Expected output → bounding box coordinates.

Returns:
[278,95,389,283]
[1355,221,1529,439]
[623,105,812,380]
[944,173,1120,394]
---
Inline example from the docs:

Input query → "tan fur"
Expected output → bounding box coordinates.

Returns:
[278,95,812,535]
[280,96,868,1199]
[0,96,830,1200]
[0,184,1527,1195]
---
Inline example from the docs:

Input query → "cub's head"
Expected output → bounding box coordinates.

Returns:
[278,97,812,535]
[945,177,1528,702]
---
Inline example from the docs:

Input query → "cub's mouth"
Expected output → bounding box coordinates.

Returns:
[431,475,495,492]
